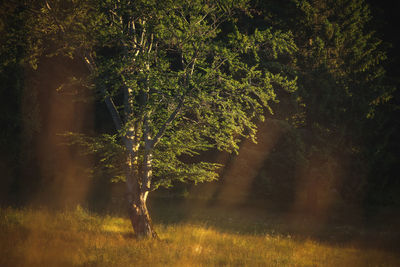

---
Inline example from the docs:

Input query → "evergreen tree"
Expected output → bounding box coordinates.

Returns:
[250,0,394,205]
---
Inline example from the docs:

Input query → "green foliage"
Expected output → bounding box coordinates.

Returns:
[30,0,297,190]
[243,0,397,206]
[4,0,396,209]
[289,0,391,129]
[62,132,126,182]
[288,1,396,204]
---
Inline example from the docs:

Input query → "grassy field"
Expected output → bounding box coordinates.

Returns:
[0,201,399,267]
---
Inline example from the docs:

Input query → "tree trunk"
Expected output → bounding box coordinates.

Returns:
[125,153,157,239]
[125,122,157,238]
[128,192,157,238]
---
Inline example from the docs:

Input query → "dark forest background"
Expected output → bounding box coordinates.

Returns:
[1,0,399,218]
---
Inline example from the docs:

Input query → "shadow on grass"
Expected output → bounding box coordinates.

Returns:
[148,196,400,255]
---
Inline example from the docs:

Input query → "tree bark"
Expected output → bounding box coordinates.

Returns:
[128,190,157,239]
[125,153,157,239]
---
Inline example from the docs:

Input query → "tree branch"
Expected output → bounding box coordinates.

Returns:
[45,1,65,33]
[83,55,123,131]
[141,113,153,195]
[83,54,140,160]
[151,98,185,148]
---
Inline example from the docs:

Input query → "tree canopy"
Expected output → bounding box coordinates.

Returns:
[25,0,298,237]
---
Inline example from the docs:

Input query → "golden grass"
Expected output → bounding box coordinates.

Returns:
[0,206,399,267]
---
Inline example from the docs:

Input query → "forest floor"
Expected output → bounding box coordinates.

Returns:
[0,199,399,266]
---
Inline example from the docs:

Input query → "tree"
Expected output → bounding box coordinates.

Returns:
[292,0,394,204]
[28,0,297,237]
[0,1,41,204]
[250,0,394,204]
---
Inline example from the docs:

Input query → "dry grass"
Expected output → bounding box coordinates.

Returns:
[0,205,399,267]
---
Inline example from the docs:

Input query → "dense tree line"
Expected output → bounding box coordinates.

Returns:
[248,0,399,208]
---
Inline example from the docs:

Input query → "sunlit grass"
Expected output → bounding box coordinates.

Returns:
[0,206,399,266]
